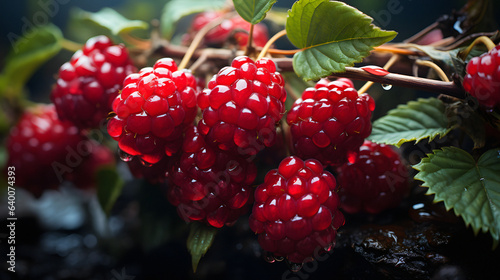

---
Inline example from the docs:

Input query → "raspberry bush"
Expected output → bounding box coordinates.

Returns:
[2,0,500,278]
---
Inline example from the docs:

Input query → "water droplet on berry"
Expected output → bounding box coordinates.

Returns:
[288,262,303,272]
[381,84,392,90]
[118,149,133,162]
[264,252,276,263]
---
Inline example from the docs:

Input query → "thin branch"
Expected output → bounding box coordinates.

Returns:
[358,54,399,94]
[273,58,465,98]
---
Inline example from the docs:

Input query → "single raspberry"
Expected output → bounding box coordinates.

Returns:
[286,78,374,166]
[167,125,257,228]
[185,11,269,48]
[249,156,344,266]
[6,104,86,197]
[67,141,116,191]
[336,140,409,214]
[197,56,286,156]
[463,45,500,108]
[51,35,136,129]
[107,58,199,165]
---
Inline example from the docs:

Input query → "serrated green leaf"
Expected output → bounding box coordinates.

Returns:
[414,147,500,246]
[187,222,217,272]
[0,24,62,98]
[233,0,276,24]
[97,168,124,216]
[368,97,454,147]
[161,0,226,39]
[285,0,397,80]
[75,7,148,36]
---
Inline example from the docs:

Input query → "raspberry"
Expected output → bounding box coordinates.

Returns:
[127,156,172,184]
[463,45,500,108]
[336,141,409,214]
[6,104,86,197]
[51,35,136,129]
[67,141,116,191]
[197,56,286,156]
[249,156,344,266]
[185,11,269,48]
[167,125,257,228]
[107,58,199,165]
[286,78,374,166]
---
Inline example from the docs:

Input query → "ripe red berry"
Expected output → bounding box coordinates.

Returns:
[286,78,374,166]
[249,156,344,266]
[336,141,409,214]
[463,45,500,108]
[197,56,286,156]
[186,11,269,48]
[51,35,136,129]
[6,104,86,197]
[67,141,116,191]
[107,58,199,165]
[167,125,257,228]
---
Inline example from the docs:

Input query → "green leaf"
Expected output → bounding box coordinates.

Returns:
[97,168,124,216]
[187,222,217,272]
[285,0,397,80]
[414,147,500,246]
[75,7,148,36]
[161,0,227,39]
[0,24,62,98]
[233,0,276,24]
[368,97,454,147]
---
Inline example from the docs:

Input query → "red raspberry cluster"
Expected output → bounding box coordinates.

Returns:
[463,45,500,108]
[249,156,344,264]
[167,126,257,228]
[336,141,409,214]
[198,56,286,156]
[287,78,375,166]
[185,11,269,48]
[51,35,136,129]
[107,58,199,165]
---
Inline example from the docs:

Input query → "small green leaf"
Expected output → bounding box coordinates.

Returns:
[161,0,226,39]
[414,147,500,246]
[97,168,124,216]
[75,7,148,36]
[368,97,454,147]
[187,222,217,272]
[233,0,276,24]
[286,0,397,80]
[0,24,62,98]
